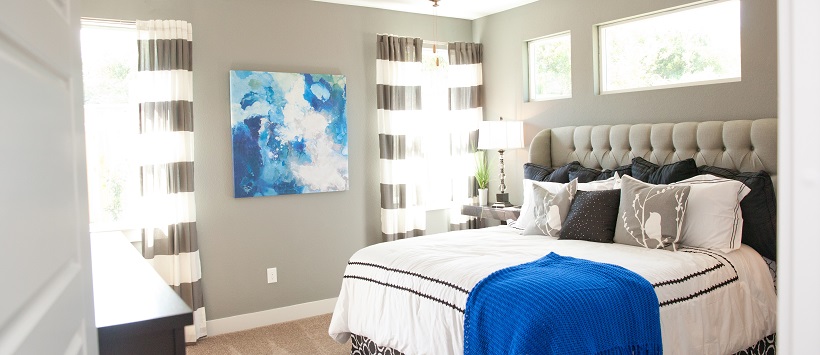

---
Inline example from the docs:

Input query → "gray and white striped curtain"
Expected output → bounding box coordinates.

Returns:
[447,42,483,231]
[377,35,427,241]
[136,19,206,343]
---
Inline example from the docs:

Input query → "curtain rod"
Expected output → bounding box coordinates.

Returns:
[81,17,136,28]
[423,40,449,46]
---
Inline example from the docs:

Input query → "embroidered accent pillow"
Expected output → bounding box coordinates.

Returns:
[560,189,622,243]
[614,175,691,251]
[523,179,578,237]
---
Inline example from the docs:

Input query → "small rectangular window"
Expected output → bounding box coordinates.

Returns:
[527,32,571,101]
[598,0,740,94]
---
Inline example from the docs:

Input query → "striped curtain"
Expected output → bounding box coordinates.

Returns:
[136,19,206,343]
[377,35,427,241]
[447,42,484,231]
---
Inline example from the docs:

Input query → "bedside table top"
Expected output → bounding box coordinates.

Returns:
[461,205,521,221]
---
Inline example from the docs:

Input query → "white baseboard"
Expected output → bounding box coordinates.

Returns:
[206,297,338,336]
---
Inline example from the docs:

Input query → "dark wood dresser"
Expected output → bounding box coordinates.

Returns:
[91,232,193,355]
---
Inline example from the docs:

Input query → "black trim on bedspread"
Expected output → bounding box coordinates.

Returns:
[344,261,470,313]
[347,261,470,294]
[343,275,465,313]
[349,333,777,355]
[653,248,739,307]
[652,262,725,288]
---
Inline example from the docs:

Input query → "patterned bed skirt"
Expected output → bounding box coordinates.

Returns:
[350,333,776,355]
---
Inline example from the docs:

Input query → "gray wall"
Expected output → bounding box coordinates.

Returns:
[81,0,777,321]
[81,0,472,320]
[472,0,778,206]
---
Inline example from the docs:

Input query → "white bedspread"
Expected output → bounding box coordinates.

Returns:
[329,226,777,355]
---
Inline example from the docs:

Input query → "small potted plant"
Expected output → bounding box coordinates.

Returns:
[475,150,490,206]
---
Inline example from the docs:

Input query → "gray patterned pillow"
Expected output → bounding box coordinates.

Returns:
[613,175,691,251]
[523,179,578,237]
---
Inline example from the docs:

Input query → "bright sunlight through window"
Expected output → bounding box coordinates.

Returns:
[420,44,453,210]
[598,0,740,94]
[528,32,572,101]
[81,21,140,231]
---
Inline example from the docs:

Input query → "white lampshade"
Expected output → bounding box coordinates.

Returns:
[477,120,524,150]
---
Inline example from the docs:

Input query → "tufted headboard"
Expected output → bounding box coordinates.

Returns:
[529,118,778,185]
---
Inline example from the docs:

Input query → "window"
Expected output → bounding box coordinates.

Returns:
[598,0,741,94]
[527,32,572,101]
[81,21,140,231]
[419,44,454,210]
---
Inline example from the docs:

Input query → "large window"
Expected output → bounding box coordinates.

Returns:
[420,44,454,210]
[527,32,572,101]
[81,21,140,231]
[598,0,741,94]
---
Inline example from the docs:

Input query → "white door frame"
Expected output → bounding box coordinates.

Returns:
[777,0,820,352]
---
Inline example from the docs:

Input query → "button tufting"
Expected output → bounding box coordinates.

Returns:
[722,147,726,151]
[696,148,701,152]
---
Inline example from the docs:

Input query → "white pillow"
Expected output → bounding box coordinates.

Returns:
[670,174,751,252]
[512,174,620,231]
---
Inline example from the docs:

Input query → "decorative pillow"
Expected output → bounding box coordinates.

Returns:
[631,157,699,184]
[514,180,557,230]
[545,161,581,183]
[524,163,554,181]
[513,176,619,230]
[597,164,632,180]
[559,189,622,243]
[698,165,777,260]
[578,175,621,192]
[670,174,751,252]
[613,175,691,251]
[569,164,633,182]
[568,166,603,183]
[523,180,578,237]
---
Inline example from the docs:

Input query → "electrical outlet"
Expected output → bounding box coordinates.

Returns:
[267,267,277,284]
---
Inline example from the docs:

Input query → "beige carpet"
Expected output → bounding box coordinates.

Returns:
[186,314,350,355]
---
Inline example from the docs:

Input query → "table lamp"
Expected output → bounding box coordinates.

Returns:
[478,117,524,207]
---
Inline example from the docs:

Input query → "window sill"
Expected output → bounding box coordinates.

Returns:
[424,202,461,212]
[89,223,142,242]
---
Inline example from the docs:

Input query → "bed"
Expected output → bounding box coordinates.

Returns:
[329,118,778,355]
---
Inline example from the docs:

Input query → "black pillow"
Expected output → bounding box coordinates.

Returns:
[597,164,632,180]
[631,157,698,184]
[568,164,634,183]
[559,189,622,243]
[545,161,581,183]
[524,163,554,181]
[568,166,602,183]
[699,165,777,261]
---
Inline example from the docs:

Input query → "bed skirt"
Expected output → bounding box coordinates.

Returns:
[350,333,776,355]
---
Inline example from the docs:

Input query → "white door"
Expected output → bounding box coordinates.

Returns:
[0,0,98,354]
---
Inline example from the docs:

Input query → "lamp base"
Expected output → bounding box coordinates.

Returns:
[495,193,512,207]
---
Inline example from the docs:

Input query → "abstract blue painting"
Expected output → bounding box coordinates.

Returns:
[230,70,348,198]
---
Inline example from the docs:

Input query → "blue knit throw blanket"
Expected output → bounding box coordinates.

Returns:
[464,253,662,355]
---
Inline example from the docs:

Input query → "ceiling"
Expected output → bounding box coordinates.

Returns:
[309,0,538,20]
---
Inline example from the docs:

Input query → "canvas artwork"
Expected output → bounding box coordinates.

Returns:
[230,70,348,198]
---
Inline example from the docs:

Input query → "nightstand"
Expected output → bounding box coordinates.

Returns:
[461,205,521,227]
